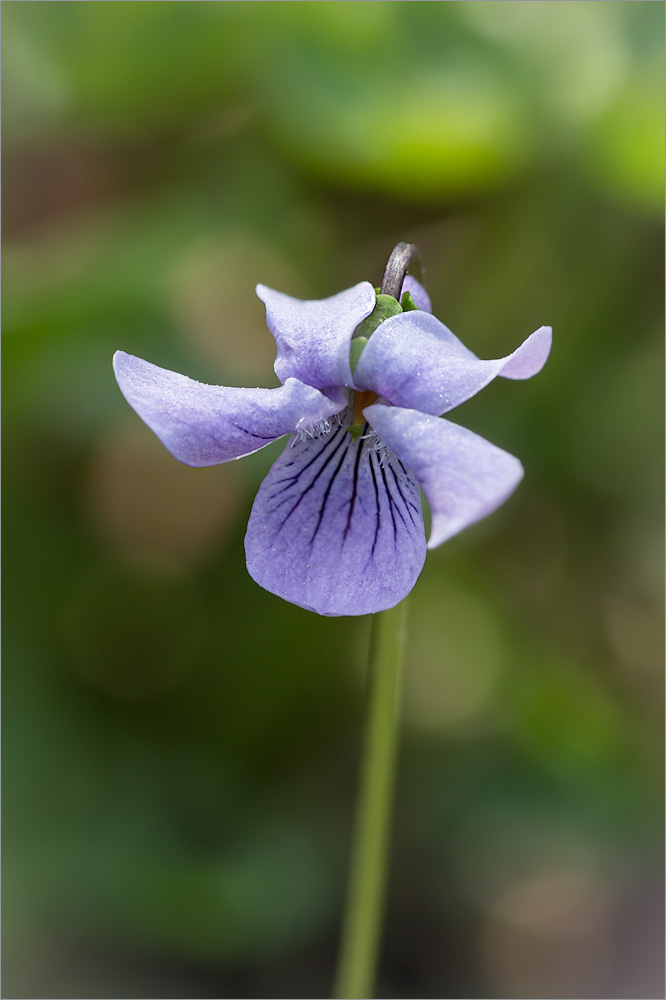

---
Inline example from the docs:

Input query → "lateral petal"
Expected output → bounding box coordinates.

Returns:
[354,311,552,415]
[113,351,345,467]
[256,282,376,390]
[364,404,524,549]
[245,416,426,616]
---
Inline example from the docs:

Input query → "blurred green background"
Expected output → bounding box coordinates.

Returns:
[3,3,664,998]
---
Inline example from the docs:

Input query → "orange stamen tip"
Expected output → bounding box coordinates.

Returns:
[353,390,379,426]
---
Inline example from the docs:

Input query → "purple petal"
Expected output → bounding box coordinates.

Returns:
[113,351,345,467]
[256,282,376,390]
[364,404,524,549]
[354,312,552,415]
[401,274,432,312]
[245,414,426,616]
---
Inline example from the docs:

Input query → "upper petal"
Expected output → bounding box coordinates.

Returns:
[364,404,524,549]
[113,351,345,467]
[245,414,426,616]
[354,311,552,415]
[401,274,432,312]
[256,282,376,390]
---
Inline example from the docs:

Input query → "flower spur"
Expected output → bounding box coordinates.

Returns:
[113,250,551,616]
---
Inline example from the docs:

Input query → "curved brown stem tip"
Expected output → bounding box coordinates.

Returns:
[380,242,423,299]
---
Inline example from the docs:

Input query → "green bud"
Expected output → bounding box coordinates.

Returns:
[353,294,402,341]
[400,290,419,311]
[350,294,403,372]
[349,336,369,374]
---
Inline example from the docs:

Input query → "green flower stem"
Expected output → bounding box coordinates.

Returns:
[333,600,408,1000]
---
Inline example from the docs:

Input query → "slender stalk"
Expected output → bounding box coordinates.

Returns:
[333,600,408,1000]
[380,242,423,300]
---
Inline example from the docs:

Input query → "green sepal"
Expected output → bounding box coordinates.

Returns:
[353,294,402,342]
[349,336,369,374]
[350,294,403,373]
[400,290,419,311]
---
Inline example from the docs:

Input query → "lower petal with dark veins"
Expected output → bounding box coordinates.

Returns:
[244,417,426,616]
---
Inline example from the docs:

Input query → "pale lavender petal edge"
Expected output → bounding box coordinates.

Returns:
[401,274,432,312]
[355,312,552,415]
[256,281,376,390]
[364,404,524,549]
[113,351,345,467]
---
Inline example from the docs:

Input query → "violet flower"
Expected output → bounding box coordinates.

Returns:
[113,273,550,616]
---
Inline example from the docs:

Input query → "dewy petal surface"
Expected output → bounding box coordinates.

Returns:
[354,312,552,415]
[256,282,376,390]
[364,404,524,550]
[113,352,345,467]
[245,414,426,616]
